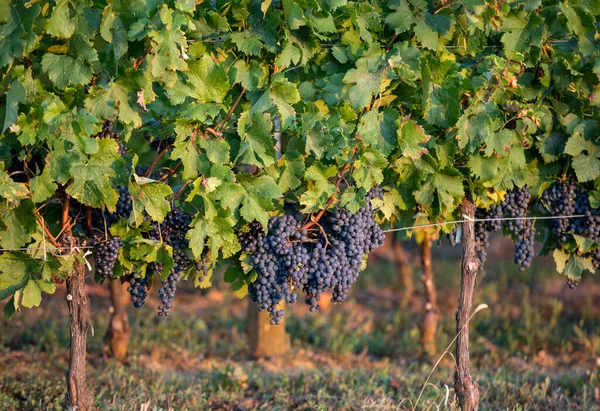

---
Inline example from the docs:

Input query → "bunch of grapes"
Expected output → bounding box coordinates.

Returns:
[241,187,385,325]
[542,180,577,242]
[502,187,535,271]
[128,276,150,308]
[473,204,503,265]
[94,236,123,278]
[542,179,600,278]
[194,252,211,283]
[105,186,132,226]
[150,209,193,316]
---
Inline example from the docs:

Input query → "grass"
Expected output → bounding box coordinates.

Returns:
[1,239,599,410]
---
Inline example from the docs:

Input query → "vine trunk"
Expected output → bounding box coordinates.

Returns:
[454,199,481,410]
[66,263,96,411]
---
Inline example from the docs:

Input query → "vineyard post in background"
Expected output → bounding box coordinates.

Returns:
[419,233,438,357]
[105,280,131,361]
[454,199,481,410]
[393,236,414,302]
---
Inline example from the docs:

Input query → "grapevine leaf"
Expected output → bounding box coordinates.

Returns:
[343,59,384,110]
[414,171,464,212]
[0,252,39,300]
[187,56,230,103]
[397,120,430,159]
[29,168,58,204]
[41,54,92,89]
[85,82,142,127]
[45,0,75,39]
[21,279,55,308]
[0,171,29,203]
[0,201,37,249]
[385,1,414,34]
[3,80,24,133]
[230,32,264,56]
[129,178,172,225]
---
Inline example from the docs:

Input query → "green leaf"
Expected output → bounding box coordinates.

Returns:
[4,296,17,320]
[238,112,276,167]
[45,0,75,39]
[352,149,387,191]
[414,171,464,213]
[282,0,307,29]
[276,43,302,68]
[343,59,384,110]
[41,54,92,89]
[270,79,301,129]
[29,168,58,204]
[231,60,268,91]
[484,129,515,158]
[129,178,172,225]
[397,120,431,159]
[85,82,142,127]
[3,80,24,133]
[230,32,264,56]
[414,20,438,50]
[239,175,281,228]
[0,171,29,203]
[21,279,55,308]
[278,155,305,192]
[0,252,39,300]
[385,1,414,34]
[0,201,37,249]
[187,56,230,103]
[65,139,120,209]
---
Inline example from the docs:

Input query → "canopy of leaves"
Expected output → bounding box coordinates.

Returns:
[1,0,599,310]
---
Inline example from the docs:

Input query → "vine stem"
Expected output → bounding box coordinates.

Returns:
[215,88,246,131]
[34,212,60,248]
[62,195,71,233]
[146,143,173,178]
[158,161,182,182]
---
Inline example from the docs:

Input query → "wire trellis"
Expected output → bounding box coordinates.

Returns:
[0,214,589,253]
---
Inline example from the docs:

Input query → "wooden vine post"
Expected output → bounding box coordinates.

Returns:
[419,233,438,357]
[105,281,131,362]
[393,236,414,301]
[64,237,96,410]
[247,115,290,358]
[454,198,481,410]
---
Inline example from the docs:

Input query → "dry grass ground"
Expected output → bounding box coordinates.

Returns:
[1,238,599,410]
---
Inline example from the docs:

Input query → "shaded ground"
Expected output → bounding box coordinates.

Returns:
[1,237,600,410]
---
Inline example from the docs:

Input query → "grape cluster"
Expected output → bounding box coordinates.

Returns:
[128,276,150,307]
[195,255,210,283]
[502,187,535,271]
[241,187,385,325]
[474,204,503,265]
[95,236,123,278]
[151,209,193,316]
[106,186,132,226]
[567,279,580,289]
[158,268,182,317]
[447,189,534,271]
[542,179,600,273]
